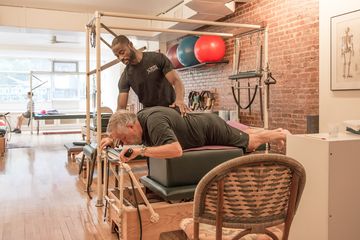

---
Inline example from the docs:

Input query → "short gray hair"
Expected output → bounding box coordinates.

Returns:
[107,110,137,133]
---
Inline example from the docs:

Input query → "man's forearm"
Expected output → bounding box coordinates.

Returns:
[117,93,128,110]
[173,80,185,102]
[141,142,183,159]
[165,71,185,102]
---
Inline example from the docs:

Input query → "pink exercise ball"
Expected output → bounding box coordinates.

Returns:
[194,36,226,63]
[166,44,184,69]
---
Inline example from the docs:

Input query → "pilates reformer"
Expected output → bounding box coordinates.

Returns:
[85,10,264,208]
[84,9,266,240]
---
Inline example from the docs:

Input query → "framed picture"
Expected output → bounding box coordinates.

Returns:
[331,9,360,90]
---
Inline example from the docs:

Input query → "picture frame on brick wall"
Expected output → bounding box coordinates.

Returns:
[331,9,360,91]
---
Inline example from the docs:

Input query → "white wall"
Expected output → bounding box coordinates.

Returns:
[101,63,122,112]
[319,0,360,132]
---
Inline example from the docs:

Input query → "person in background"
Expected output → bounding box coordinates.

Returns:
[12,92,34,134]
[111,35,190,115]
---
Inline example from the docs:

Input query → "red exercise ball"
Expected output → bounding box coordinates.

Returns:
[194,36,226,63]
[166,44,184,69]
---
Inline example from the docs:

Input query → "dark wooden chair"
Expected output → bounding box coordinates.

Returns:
[181,153,306,240]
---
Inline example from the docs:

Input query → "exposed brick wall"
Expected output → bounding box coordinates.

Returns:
[170,0,319,135]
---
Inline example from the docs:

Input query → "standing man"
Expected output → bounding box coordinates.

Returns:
[112,35,189,115]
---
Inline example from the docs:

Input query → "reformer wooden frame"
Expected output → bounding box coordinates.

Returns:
[85,11,268,207]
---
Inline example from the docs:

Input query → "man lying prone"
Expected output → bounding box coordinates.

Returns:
[100,106,289,162]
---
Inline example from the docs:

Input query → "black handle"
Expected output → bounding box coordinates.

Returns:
[124,148,133,158]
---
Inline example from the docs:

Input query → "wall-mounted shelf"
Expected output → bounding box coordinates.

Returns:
[228,70,263,80]
[176,60,229,71]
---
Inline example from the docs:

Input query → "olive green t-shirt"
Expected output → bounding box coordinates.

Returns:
[137,106,249,151]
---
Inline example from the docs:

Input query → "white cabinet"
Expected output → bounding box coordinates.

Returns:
[287,133,360,240]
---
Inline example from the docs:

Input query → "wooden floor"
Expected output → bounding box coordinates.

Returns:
[0,132,118,240]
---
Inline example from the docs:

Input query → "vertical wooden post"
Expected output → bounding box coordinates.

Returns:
[85,26,91,145]
[95,11,104,207]
[263,27,269,130]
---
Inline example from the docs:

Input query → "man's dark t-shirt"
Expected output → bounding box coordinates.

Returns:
[118,52,176,108]
[137,106,249,152]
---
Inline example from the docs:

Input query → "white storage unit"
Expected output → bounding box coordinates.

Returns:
[286,133,360,240]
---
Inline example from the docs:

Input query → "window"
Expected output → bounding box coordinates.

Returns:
[53,61,78,72]
[0,58,52,111]
[0,58,87,112]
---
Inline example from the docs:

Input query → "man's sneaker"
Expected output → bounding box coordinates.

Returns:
[14,129,21,134]
[11,128,19,133]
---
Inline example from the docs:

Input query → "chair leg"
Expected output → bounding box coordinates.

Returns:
[89,155,96,187]
[194,222,199,240]
[79,154,85,175]
[281,225,291,240]
[87,154,96,198]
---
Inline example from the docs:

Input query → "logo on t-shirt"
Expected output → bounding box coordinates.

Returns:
[146,65,158,74]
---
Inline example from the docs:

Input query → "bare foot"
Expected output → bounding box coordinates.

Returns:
[278,129,291,147]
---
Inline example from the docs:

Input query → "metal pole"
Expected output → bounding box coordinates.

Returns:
[235,28,265,38]
[95,11,104,207]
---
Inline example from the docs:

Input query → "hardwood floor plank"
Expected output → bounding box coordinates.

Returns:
[0,134,118,240]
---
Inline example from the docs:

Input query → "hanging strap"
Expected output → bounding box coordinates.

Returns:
[231,83,258,110]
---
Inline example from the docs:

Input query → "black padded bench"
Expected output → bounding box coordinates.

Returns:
[140,147,244,201]
[64,142,85,161]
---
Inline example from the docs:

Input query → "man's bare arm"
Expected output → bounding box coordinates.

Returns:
[117,92,129,110]
[120,141,183,162]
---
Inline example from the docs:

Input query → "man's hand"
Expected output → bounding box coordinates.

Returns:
[100,137,114,150]
[119,146,141,163]
[170,100,191,116]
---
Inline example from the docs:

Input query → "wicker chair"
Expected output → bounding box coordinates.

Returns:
[182,153,306,240]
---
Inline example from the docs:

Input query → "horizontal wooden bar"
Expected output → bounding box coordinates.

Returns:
[88,59,120,76]
[106,25,233,38]
[100,11,261,29]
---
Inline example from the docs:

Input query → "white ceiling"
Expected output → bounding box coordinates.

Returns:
[0,0,184,15]
[0,0,245,59]
[0,0,184,59]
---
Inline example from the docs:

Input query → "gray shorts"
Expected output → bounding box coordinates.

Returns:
[22,111,31,118]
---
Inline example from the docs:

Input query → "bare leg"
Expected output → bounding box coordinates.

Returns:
[16,115,25,129]
[244,127,263,134]
[247,128,291,152]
